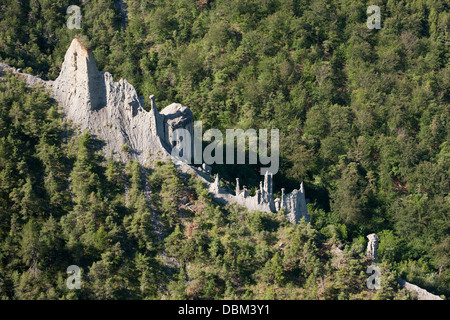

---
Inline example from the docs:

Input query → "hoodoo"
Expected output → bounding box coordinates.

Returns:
[0,37,309,224]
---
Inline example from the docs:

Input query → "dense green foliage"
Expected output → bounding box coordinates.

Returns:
[0,0,448,298]
[0,72,412,299]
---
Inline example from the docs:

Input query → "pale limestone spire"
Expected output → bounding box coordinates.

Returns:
[50,39,177,165]
[210,174,222,194]
[243,186,248,198]
[264,171,268,192]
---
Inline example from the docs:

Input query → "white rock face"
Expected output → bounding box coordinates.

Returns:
[48,37,171,166]
[1,37,309,225]
[0,62,45,87]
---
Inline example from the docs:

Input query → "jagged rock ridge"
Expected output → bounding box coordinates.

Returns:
[1,37,309,224]
[1,37,445,300]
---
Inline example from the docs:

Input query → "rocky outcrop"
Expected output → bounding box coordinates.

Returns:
[48,37,172,166]
[209,171,309,223]
[1,37,309,224]
[114,0,128,29]
[160,102,194,150]
[366,233,379,262]
[398,279,443,300]
[282,182,309,223]
[364,233,444,300]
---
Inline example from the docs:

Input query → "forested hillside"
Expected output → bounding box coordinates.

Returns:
[0,72,412,299]
[0,0,448,299]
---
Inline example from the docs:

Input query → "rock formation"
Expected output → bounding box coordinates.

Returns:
[209,171,309,223]
[0,37,309,224]
[48,37,172,166]
[364,232,442,300]
[4,37,446,299]
[0,62,46,88]
[398,278,443,300]
[159,102,194,150]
